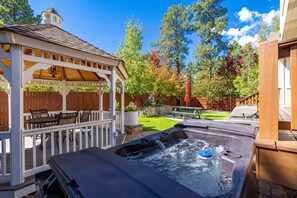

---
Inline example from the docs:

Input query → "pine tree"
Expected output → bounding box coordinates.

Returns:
[152,4,193,74]
[191,0,228,101]
[0,0,41,24]
[192,0,228,79]
[271,16,280,32]
[258,22,271,43]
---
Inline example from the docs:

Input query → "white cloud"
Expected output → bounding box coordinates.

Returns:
[222,24,256,41]
[238,7,254,22]
[224,8,280,46]
[237,7,280,25]
[261,10,280,25]
[237,34,258,46]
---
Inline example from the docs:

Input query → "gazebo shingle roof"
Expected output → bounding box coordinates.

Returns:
[0,24,120,61]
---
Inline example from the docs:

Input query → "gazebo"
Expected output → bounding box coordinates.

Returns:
[0,22,128,190]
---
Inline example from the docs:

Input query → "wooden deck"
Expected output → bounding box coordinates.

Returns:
[278,107,297,141]
[279,108,291,121]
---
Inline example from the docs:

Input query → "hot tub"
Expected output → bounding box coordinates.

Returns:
[110,120,258,197]
[39,120,257,197]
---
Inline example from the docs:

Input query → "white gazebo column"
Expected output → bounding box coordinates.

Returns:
[60,79,67,112]
[98,82,104,120]
[109,66,116,146]
[10,45,24,185]
[120,83,125,134]
[3,83,11,129]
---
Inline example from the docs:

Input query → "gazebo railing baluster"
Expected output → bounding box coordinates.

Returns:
[0,132,10,182]
[22,119,112,179]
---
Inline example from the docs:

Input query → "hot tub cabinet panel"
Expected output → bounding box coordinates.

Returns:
[255,140,297,190]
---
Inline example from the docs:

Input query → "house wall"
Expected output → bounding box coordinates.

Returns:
[278,57,291,108]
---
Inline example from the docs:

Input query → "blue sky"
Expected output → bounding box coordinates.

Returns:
[29,0,279,62]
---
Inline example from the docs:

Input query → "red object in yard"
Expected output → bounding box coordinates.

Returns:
[184,77,190,105]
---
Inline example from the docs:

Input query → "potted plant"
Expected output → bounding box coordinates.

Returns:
[124,102,138,126]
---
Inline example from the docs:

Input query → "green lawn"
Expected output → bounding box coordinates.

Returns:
[139,116,180,131]
[139,112,229,131]
[200,112,229,120]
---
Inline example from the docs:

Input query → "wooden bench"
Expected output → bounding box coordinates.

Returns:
[171,106,204,119]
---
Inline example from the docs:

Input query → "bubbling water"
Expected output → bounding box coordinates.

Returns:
[137,139,232,197]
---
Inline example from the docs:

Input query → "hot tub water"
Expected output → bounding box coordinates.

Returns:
[134,139,232,197]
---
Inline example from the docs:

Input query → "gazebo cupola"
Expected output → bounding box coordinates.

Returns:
[41,4,63,29]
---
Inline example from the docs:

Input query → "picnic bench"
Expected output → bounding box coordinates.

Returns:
[171,106,204,119]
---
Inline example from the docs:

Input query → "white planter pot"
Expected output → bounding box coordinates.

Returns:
[124,111,138,126]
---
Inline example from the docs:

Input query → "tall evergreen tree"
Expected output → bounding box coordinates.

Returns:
[0,0,41,24]
[191,0,228,101]
[152,4,192,74]
[192,0,228,79]
[117,19,148,96]
[271,16,280,32]
[258,22,271,43]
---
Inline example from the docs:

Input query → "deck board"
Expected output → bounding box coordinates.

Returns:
[278,107,296,141]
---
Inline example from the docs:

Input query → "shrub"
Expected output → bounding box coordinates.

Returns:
[125,102,137,112]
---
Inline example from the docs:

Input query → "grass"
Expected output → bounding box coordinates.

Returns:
[200,112,229,120]
[139,112,229,131]
[139,116,180,131]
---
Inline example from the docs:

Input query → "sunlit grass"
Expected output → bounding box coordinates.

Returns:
[139,112,229,131]
[139,116,180,131]
[200,112,229,120]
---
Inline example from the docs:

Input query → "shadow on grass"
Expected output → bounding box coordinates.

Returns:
[142,126,157,131]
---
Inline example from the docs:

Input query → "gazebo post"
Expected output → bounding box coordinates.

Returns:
[10,45,24,185]
[109,66,116,146]
[121,83,125,134]
[61,79,67,112]
[98,81,104,120]
[3,84,11,129]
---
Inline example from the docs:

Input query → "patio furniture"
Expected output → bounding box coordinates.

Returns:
[57,111,78,126]
[80,109,92,123]
[29,109,50,128]
[57,111,79,146]
[30,109,49,118]
[225,105,259,127]
[171,106,204,119]
[25,117,59,126]
[80,109,92,137]
[228,105,258,119]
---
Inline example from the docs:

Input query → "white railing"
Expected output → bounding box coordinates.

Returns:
[0,110,124,183]
[22,119,112,178]
[24,110,123,132]
[0,132,11,182]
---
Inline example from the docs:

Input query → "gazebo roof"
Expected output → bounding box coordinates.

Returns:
[41,5,63,20]
[0,24,128,82]
[0,24,119,60]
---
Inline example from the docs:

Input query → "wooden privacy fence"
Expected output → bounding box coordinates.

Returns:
[0,92,8,130]
[198,97,238,111]
[0,91,240,129]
